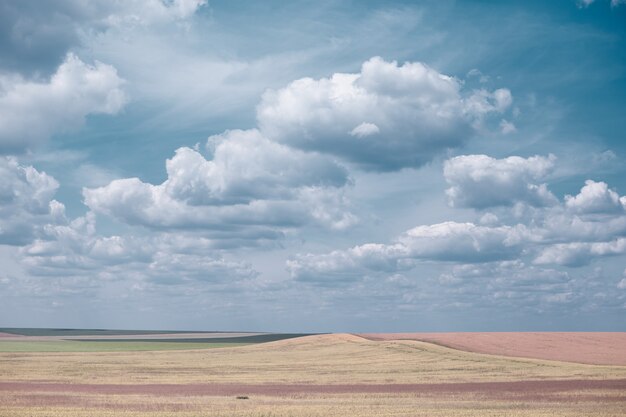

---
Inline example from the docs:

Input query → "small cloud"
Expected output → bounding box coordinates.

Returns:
[439,272,462,286]
[72,164,119,188]
[499,119,517,134]
[467,68,489,83]
[592,150,617,164]
[578,0,625,8]
[170,0,208,19]
[619,269,626,289]
[564,180,626,214]
[479,212,499,226]
[577,0,595,7]
[545,292,574,304]
[350,122,380,138]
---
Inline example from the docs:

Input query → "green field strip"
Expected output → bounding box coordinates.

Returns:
[65,333,315,344]
[0,341,251,352]
[0,328,212,337]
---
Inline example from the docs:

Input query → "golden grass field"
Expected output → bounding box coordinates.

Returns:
[1,333,625,416]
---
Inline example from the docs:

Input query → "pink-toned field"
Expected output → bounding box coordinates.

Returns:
[2,379,625,415]
[360,332,626,365]
[1,378,625,399]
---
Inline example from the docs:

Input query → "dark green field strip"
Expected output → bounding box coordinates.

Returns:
[0,341,251,352]
[0,328,226,336]
[66,333,316,343]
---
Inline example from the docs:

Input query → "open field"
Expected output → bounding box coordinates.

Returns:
[0,333,624,416]
[360,332,626,365]
[1,386,625,417]
[3,333,626,384]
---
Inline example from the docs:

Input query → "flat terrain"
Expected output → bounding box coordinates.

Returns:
[360,332,626,365]
[0,332,624,416]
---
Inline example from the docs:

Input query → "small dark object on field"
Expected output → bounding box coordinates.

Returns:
[236,395,249,400]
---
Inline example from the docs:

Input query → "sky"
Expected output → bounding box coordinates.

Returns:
[0,0,625,332]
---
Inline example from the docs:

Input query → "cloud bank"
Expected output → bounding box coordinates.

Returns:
[289,155,626,283]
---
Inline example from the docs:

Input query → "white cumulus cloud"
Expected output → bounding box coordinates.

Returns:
[533,238,626,267]
[289,155,626,284]
[84,129,355,242]
[288,221,531,282]
[0,54,127,153]
[444,154,557,209]
[565,180,626,214]
[258,57,512,171]
[0,157,66,245]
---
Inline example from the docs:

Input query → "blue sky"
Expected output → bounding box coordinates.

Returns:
[0,0,625,332]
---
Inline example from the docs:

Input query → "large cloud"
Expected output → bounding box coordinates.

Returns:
[288,221,530,282]
[257,57,512,171]
[84,129,356,243]
[444,154,557,209]
[171,129,347,205]
[0,53,126,153]
[0,157,66,245]
[0,0,207,74]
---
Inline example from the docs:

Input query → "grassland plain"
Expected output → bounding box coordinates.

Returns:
[0,334,625,416]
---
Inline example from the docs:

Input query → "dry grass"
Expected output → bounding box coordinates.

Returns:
[1,334,625,416]
[1,393,625,417]
[1,334,624,385]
